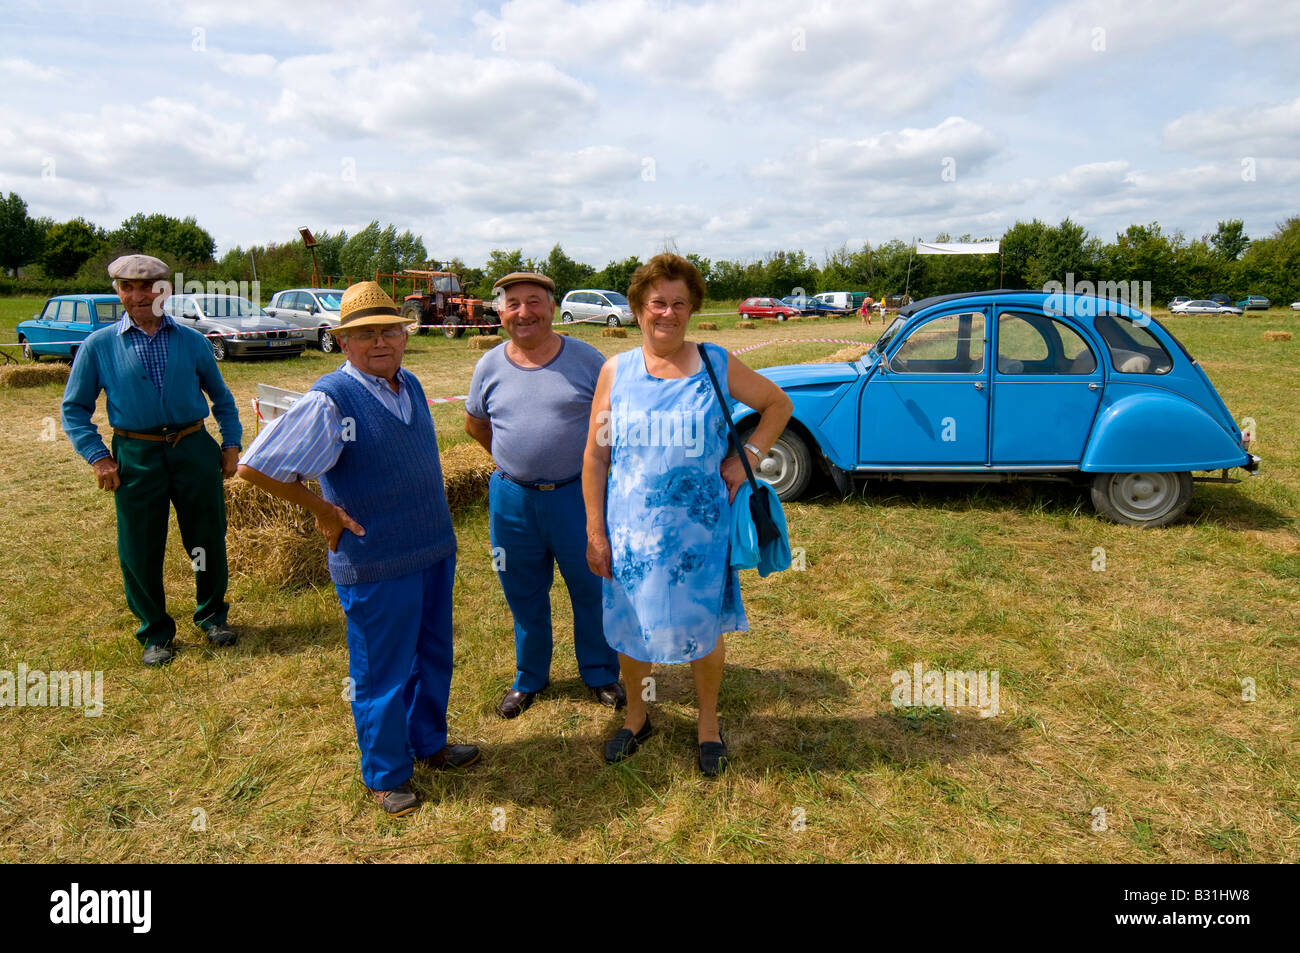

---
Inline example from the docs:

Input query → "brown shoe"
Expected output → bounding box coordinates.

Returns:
[496,682,547,719]
[370,782,419,816]
[417,744,481,771]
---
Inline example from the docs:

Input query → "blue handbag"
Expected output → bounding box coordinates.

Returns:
[698,344,793,577]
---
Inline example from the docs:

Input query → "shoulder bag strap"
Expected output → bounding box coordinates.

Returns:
[697,342,759,492]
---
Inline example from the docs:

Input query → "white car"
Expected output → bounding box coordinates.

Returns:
[1169,299,1243,315]
[1291,301,1300,310]
[266,288,343,352]
[560,289,634,326]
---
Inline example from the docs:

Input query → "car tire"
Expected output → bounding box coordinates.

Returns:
[319,328,337,353]
[1089,472,1192,528]
[606,314,621,327]
[20,338,36,362]
[211,337,227,362]
[562,311,574,323]
[742,425,813,502]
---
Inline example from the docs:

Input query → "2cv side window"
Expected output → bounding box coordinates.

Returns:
[997,312,1097,374]
[1094,313,1173,375]
[890,311,986,374]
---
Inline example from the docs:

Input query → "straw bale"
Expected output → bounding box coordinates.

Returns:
[601,327,628,338]
[468,336,501,350]
[697,322,718,330]
[0,363,71,388]
[1262,330,1291,341]
[736,321,756,329]
[439,441,495,512]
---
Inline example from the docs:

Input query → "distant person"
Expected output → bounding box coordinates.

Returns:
[583,254,791,776]
[860,295,875,324]
[465,272,624,719]
[61,254,241,666]
[238,281,479,817]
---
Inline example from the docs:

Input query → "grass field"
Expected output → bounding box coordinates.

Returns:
[0,295,1296,863]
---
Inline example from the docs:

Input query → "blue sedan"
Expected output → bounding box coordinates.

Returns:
[730,290,1258,527]
[16,294,124,361]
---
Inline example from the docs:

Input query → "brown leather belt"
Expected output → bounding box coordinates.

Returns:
[112,421,204,445]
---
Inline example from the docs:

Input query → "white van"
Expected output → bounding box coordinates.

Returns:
[815,291,854,312]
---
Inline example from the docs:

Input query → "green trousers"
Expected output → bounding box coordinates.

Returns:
[112,427,229,647]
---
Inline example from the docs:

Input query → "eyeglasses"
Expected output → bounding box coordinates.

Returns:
[346,327,407,343]
[646,299,691,314]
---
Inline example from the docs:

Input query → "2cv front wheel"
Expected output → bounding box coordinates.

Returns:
[1090,471,1193,528]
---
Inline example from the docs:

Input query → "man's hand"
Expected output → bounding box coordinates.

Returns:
[220,447,240,480]
[586,531,613,579]
[314,503,365,553]
[92,457,120,492]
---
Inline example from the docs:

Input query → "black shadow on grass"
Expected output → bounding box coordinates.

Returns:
[800,478,1287,530]
[408,670,1018,839]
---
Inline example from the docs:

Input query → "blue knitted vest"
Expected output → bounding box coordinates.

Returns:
[311,368,456,585]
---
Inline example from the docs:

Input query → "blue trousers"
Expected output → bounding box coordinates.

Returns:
[489,471,619,692]
[335,555,455,791]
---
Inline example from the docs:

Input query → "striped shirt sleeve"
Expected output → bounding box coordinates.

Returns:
[238,390,345,482]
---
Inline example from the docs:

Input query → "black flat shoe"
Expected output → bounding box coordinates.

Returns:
[604,716,653,764]
[497,681,548,719]
[589,682,627,709]
[698,734,728,777]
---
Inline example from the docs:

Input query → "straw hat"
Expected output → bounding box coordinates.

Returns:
[335,281,409,332]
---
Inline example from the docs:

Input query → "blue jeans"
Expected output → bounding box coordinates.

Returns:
[489,471,619,692]
[335,555,455,791]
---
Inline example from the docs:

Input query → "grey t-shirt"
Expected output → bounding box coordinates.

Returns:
[465,336,606,483]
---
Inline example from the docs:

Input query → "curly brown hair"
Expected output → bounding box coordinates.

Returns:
[626,253,707,316]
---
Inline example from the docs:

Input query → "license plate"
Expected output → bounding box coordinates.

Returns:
[267,340,291,347]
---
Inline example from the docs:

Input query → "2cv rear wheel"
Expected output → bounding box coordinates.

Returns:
[1090,472,1193,528]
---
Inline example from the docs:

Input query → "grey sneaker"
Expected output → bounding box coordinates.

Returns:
[205,623,237,647]
[142,644,175,667]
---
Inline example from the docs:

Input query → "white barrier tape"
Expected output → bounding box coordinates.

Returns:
[730,337,869,356]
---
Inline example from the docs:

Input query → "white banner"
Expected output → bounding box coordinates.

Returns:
[915,241,1001,255]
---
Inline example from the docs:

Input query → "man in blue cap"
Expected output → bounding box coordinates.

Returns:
[62,254,241,666]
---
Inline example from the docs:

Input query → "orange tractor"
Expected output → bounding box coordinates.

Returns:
[376,267,500,338]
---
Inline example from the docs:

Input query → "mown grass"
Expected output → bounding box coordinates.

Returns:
[0,297,1295,863]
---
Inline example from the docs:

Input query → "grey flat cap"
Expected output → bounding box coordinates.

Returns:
[492,271,555,294]
[108,254,171,281]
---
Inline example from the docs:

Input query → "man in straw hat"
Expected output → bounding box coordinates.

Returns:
[238,281,479,817]
[61,254,242,667]
[464,272,623,719]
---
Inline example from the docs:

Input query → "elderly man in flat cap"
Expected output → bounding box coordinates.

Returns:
[61,254,242,666]
[238,281,478,817]
[465,272,624,719]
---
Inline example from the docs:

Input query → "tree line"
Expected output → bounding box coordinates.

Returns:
[2,190,1296,305]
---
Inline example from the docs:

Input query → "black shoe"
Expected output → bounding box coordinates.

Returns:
[497,682,547,719]
[205,623,237,647]
[417,744,481,771]
[698,734,728,777]
[589,682,627,709]
[604,716,653,764]
[142,644,175,667]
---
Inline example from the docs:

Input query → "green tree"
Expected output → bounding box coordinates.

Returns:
[0,192,44,274]
[593,256,643,295]
[999,219,1049,288]
[1211,219,1250,261]
[43,218,107,278]
[112,212,215,263]
[544,244,595,299]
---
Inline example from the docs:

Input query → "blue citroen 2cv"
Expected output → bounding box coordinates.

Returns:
[731,291,1258,527]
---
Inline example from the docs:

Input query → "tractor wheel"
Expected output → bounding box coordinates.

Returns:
[403,302,427,336]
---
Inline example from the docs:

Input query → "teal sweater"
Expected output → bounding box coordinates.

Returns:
[61,321,242,464]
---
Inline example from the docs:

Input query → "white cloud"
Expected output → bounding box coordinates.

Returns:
[0,57,64,82]
[1162,97,1300,159]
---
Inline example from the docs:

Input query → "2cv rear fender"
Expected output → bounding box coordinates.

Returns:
[1081,386,1251,473]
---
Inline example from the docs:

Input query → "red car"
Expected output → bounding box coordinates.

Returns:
[739,297,800,320]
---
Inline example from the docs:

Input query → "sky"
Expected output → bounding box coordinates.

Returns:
[1,0,1298,269]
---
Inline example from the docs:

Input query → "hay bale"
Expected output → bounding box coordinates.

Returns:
[0,363,70,388]
[439,441,495,512]
[601,327,628,338]
[1263,330,1292,341]
[736,321,756,329]
[468,336,501,350]
[762,318,779,324]
[815,344,870,363]
[697,322,718,330]
[804,315,819,322]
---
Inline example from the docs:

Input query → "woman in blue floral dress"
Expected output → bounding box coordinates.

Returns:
[583,254,792,775]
